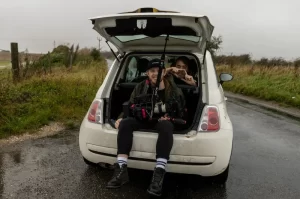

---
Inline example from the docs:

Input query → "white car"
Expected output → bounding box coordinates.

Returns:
[79,7,233,184]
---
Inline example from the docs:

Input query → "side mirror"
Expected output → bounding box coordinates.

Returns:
[219,73,233,85]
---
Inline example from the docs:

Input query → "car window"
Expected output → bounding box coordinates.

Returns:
[123,55,156,83]
[125,57,138,82]
[115,35,200,43]
[122,55,198,84]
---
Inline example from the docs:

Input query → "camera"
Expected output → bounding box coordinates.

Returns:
[122,94,153,121]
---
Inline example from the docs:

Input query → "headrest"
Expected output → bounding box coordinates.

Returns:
[137,58,149,73]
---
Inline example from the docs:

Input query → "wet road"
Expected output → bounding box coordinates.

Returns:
[1,100,300,199]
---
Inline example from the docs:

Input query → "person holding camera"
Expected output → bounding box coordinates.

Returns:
[106,58,186,197]
[166,56,197,86]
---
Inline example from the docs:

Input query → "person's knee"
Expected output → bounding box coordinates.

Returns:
[119,117,136,129]
[156,120,174,133]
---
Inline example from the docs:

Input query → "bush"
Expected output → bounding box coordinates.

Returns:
[90,48,102,61]
[214,54,297,67]
[18,45,107,80]
[214,54,252,66]
[255,57,292,67]
[52,45,69,54]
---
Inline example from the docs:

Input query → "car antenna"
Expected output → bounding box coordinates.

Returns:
[105,40,120,62]
[150,34,169,119]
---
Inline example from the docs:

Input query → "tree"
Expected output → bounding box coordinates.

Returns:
[207,35,223,57]
[52,45,69,54]
[90,48,101,61]
[63,44,79,69]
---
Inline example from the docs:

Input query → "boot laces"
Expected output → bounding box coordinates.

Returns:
[117,170,122,179]
[113,165,124,179]
[152,168,164,183]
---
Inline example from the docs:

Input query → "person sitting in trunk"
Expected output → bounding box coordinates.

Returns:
[106,58,186,197]
[166,56,197,86]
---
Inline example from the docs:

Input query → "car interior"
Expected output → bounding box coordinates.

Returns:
[108,53,204,132]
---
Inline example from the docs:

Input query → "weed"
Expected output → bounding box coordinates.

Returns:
[0,62,107,138]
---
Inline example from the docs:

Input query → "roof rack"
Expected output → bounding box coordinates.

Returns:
[119,7,179,14]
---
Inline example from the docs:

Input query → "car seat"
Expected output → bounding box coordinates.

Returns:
[137,58,149,75]
[130,58,149,83]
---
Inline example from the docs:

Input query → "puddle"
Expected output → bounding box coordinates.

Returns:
[10,151,22,164]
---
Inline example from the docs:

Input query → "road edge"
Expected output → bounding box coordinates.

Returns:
[225,91,300,119]
[0,122,66,145]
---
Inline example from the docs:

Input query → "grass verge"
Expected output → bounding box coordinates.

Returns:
[0,61,107,139]
[217,65,300,108]
[1,62,299,139]
[0,61,11,67]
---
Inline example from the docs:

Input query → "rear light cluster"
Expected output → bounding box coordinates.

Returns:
[198,105,220,132]
[88,99,104,124]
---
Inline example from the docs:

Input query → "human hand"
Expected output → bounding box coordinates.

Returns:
[181,75,196,86]
[159,114,170,121]
[171,67,179,73]
[115,118,122,129]
[166,67,177,74]
[176,69,187,79]
[185,74,193,81]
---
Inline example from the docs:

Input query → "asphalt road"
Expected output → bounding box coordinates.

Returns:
[1,100,300,199]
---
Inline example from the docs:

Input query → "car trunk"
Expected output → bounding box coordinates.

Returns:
[89,9,214,54]
[107,52,205,134]
[109,90,204,134]
[90,8,213,133]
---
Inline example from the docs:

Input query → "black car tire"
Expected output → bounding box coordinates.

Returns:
[83,157,98,167]
[209,165,229,185]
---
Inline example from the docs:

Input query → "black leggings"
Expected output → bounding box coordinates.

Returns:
[117,117,174,160]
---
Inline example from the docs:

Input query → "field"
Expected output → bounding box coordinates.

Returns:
[217,65,300,108]
[0,61,11,66]
[0,61,108,139]
[0,58,300,139]
[0,51,43,69]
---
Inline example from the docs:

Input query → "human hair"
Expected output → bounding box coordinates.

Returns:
[162,75,175,100]
[175,56,190,66]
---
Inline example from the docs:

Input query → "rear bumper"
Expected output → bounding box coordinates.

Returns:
[79,118,233,176]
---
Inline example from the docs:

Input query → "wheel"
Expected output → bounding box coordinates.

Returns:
[209,166,229,185]
[83,157,98,167]
[83,157,114,170]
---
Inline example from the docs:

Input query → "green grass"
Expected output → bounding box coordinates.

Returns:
[0,61,107,139]
[1,61,299,139]
[217,65,300,108]
[0,60,11,67]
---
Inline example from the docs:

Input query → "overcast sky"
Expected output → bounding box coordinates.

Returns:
[0,0,299,60]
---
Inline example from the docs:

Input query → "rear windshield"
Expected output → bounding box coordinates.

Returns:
[122,54,199,84]
[115,35,200,43]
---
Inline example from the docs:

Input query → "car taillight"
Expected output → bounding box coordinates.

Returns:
[88,99,103,124]
[198,105,220,132]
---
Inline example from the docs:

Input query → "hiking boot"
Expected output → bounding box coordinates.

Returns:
[147,167,166,197]
[106,163,129,189]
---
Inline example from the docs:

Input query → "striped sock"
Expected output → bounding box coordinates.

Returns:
[117,157,128,167]
[156,158,167,170]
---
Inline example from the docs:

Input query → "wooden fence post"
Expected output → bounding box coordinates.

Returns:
[11,42,20,82]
